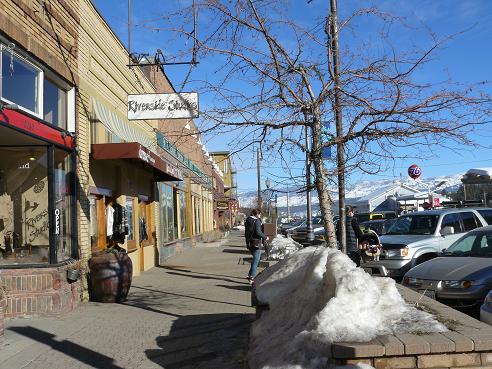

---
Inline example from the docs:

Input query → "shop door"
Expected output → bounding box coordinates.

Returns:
[138,200,154,271]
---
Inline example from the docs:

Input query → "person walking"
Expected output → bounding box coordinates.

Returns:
[244,209,268,284]
[336,205,365,267]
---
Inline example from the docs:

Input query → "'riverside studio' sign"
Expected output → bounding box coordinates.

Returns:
[128,92,199,120]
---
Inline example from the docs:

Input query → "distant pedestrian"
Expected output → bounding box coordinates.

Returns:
[336,205,365,267]
[244,209,268,284]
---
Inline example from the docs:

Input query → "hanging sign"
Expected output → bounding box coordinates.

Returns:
[128,92,199,120]
[322,147,332,160]
[216,201,229,211]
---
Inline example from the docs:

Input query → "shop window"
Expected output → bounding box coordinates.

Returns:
[1,49,41,115]
[126,197,134,241]
[54,149,74,261]
[159,184,168,244]
[180,191,186,237]
[167,186,174,241]
[0,146,49,264]
[173,188,179,240]
[44,78,67,129]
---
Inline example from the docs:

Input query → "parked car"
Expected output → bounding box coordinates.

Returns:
[354,211,397,223]
[279,218,306,236]
[360,219,397,238]
[361,208,492,278]
[290,216,324,243]
[403,226,492,314]
[480,289,492,325]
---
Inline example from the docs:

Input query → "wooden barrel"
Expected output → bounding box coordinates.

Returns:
[89,252,133,303]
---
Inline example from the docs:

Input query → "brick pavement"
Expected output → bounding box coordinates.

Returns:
[0,231,256,369]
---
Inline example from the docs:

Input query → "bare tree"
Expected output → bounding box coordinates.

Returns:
[145,0,492,248]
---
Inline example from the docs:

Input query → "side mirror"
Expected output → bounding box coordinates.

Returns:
[441,226,455,236]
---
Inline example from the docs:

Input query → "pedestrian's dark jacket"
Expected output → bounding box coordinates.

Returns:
[336,215,364,253]
[245,216,266,245]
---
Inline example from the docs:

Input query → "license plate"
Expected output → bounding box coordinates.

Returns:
[418,289,436,300]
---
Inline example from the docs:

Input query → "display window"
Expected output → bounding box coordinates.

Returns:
[0,145,75,265]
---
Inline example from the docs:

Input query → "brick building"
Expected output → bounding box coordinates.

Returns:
[0,0,226,320]
[0,0,81,317]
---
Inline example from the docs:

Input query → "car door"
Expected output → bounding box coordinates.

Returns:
[439,213,464,250]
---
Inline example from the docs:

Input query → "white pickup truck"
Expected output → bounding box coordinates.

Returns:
[360,208,492,278]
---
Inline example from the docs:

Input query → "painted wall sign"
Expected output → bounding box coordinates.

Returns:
[128,92,199,120]
[138,145,156,165]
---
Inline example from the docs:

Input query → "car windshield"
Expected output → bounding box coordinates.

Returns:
[386,214,439,235]
[361,221,384,235]
[443,231,492,257]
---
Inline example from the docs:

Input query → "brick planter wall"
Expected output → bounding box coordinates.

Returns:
[0,266,81,319]
[331,286,492,369]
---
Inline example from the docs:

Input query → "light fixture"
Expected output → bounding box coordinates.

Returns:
[29,151,36,161]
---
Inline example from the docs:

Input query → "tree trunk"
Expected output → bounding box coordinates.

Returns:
[311,114,337,248]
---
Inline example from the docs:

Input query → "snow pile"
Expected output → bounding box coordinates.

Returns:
[249,247,447,369]
[267,235,303,260]
[233,225,245,231]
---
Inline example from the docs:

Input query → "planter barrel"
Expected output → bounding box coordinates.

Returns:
[89,252,133,303]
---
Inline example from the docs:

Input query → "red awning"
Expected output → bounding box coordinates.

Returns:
[91,142,183,181]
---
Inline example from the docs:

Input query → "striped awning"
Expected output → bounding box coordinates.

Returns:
[92,98,155,151]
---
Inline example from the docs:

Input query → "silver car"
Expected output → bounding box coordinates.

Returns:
[480,289,492,325]
[403,226,492,313]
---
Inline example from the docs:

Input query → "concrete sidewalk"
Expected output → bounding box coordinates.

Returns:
[0,231,255,369]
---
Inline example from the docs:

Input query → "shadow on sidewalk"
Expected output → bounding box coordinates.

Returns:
[8,327,124,369]
[164,270,247,284]
[145,313,254,369]
[158,265,245,281]
[131,285,251,308]
[216,284,252,292]
[222,248,251,255]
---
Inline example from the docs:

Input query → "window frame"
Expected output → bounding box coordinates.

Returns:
[0,42,75,132]
[0,44,43,118]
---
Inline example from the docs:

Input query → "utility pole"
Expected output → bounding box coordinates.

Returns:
[286,185,290,221]
[305,124,314,244]
[257,147,262,211]
[328,0,346,253]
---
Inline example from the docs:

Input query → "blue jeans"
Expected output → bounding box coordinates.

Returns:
[248,249,262,278]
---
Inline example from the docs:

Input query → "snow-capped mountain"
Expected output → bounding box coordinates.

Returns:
[238,173,464,213]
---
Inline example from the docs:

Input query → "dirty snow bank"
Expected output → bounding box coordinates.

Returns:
[268,235,303,260]
[249,247,447,369]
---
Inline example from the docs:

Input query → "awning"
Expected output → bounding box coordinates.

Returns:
[92,142,183,181]
[92,98,155,149]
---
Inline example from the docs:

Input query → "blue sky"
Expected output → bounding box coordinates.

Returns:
[92,0,492,193]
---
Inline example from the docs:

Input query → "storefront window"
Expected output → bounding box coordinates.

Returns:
[44,78,67,129]
[0,146,48,264]
[159,184,168,244]
[126,197,134,241]
[167,186,174,241]
[54,149,73,261]
[180,191,186,237]
[1,50,40,114]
